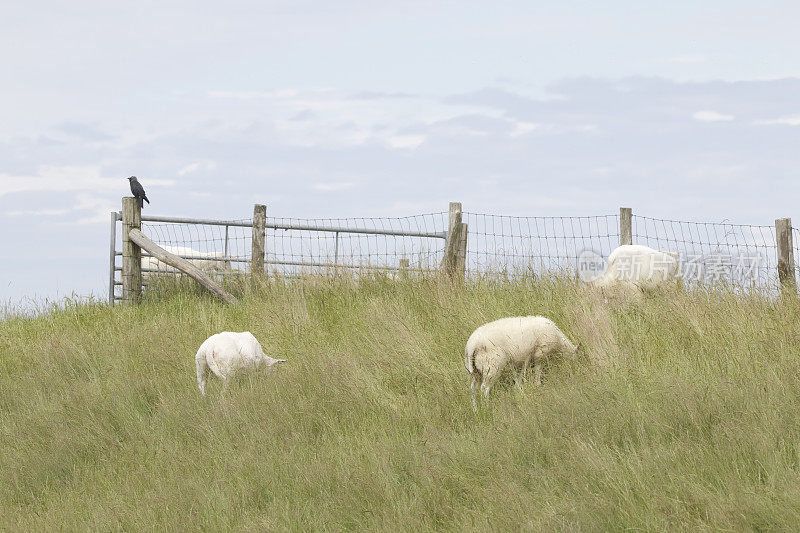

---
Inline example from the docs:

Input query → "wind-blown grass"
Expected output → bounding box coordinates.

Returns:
[1,276,800,530]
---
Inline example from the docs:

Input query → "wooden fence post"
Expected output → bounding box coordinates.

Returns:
[775,217,796,292]
[456,221,468,282]
[122,197,142,303]
[251,204,266,276]
[620,207,632,246]
[441,202,463,281]
[399,258,409,279]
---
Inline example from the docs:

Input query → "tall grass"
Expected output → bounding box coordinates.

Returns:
[1,276,800,530]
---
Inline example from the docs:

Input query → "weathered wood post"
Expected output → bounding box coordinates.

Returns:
[775,217,796,292]
[441,202,464,281]
[456,221,468,282]
[251,204,266,277]
[620,207,632,246]
[399,258,409,279]
[121,197,142,303]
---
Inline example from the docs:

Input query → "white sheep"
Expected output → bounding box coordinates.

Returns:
[142,245,232,278]
[592,244,680,293]
[195,331,287,395]
[464,316,579,409]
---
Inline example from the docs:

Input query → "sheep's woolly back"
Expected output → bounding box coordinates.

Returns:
[196,331,284,381]
[143,245,230,276]
[465,316,578,376]
[593,244,679,291]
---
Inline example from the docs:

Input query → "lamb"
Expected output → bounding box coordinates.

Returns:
[195,331,287,395]
[592,244,680,293]
[464,316,579,409]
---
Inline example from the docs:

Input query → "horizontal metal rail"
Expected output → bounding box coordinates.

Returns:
[115,266,208,273]
[117,257,430,272]
[115,254,243,264]
[143,254,242,263]
[263,259,432,272]
[139,254,439,268]
[137,214,446,239]
[141,215,254,227]
[266,223,446,239]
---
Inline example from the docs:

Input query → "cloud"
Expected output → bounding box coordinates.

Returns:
[387,135,426,149]
[207,89,300,100]
[312,182,355,192]
[3,192,117,225]
[350,91,417,100]
[509,121,538,137]
[71,193,117,225]
[447,79,800,134]
[55,122,115,142]
[178,162,201,175]
[178,161,217,175]
[670,54,707,64]
[289,109,317,121]
[6,208,71,217]
[755,114,800,126]
[0,166,176,198]
[423,114,510,137]
[206,88,335,100]
[692,110,734,122]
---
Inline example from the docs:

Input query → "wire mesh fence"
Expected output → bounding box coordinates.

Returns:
[459,212,783,291]
[112,212,450,301]
[111,204,796,303]
[462,212,620,278]
[141,219,252,276]
[793,227,800,282]
[263,213,448,275]
[632,215,778,290]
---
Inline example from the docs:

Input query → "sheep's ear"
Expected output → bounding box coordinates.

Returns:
[268,358,287,366]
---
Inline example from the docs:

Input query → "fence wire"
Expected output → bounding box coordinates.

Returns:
[463,212,620,278]
[793,228,800,282]
[142,220,252,275]
[263,214,448,276]
[633,215,778,290]
[114,213,449,299]
[114,208,792,301]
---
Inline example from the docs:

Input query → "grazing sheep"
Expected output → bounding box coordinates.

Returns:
[195,331,287,395]
[464,316,579,409]
[592,244,679,293]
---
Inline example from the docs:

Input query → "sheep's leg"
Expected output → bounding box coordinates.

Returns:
[533,362,543,386]
[515,359,531,390]
[196,357,209,396]
[480,366,500,398]
[470,375,480,412]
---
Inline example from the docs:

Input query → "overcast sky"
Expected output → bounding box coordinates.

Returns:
[2,1,800,305]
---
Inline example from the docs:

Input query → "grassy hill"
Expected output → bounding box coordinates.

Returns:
[2,276,800,530]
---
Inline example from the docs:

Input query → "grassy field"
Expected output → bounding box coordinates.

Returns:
[2,276,800,530]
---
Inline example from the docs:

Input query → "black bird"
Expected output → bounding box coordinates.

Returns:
[128,176,150,208]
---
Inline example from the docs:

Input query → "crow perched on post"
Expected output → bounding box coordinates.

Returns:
[128,176,150,208]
